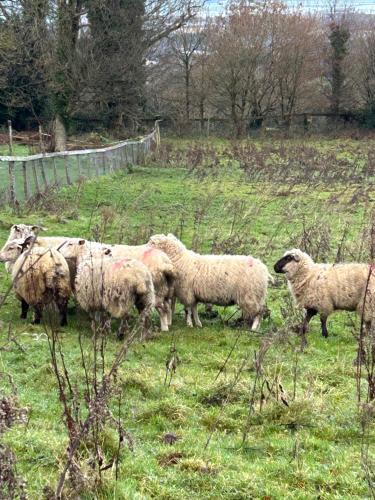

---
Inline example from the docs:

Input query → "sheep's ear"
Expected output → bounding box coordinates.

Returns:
[293,254,300,262]
[78,239,86,246]
[12,224,19,231]
[23,235,35,246]
[31,225,47,232]
[20,236,34,252]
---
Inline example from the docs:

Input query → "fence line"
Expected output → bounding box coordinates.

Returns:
[0,122,160,206]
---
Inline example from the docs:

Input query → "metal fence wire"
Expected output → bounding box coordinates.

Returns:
[0,123,161,206]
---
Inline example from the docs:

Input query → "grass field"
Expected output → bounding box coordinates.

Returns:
[0,137,374,498]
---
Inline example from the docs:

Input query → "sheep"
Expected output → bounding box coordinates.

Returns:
[75,252,155,338]
[273,249,375,338]
[2,224,46,272]
[1,223,80,280]
[0,239,71,326]
[59,239,175,332]
[147,233,271,330]
[4,226,175,330]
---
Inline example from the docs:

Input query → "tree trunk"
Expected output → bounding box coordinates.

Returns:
[54,114,67,152]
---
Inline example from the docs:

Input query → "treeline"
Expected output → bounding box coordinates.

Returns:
[149,1,375,136]
[0,1,375,143]
[0,0,201,149]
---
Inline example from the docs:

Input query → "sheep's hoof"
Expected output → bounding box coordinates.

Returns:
[20,313,27,320]
[32,319,41,325]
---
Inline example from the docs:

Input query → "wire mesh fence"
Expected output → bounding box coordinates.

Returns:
[0,123,160,206]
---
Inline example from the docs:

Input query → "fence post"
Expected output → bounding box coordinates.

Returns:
[131,144,135,165]
[53,158,59,185]
[22,161,29,201]
[8,120,13,155]
[102,152,107,174]
[32,160,41,194]
[8,160,16,205]
[39,159,48,190]
[64,156,71,185]
[77,155,81,178]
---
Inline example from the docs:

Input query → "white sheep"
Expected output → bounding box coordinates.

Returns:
[1,224,80,281]
[0,239,71,325]
[274,249,375,337]
[75,252,155,338]
[2,224,46,272]
[148,233,271,330]
[3,226,175,331]
[59,239,175,332]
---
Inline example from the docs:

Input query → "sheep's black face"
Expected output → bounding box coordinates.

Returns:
[274,254,297,273]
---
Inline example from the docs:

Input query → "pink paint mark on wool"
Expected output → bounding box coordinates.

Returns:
[247,256,254,267]
[112,258,131,270]
[142,246,159,261]
[370,264,375,272]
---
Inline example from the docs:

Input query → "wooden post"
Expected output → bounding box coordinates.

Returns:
[8,120,13,155]
[53,158,59,185]
[131,144,136,165]
[102,152,106,174]
[77,154,81,178]
[64,156,71,185]
[22,161,29,201]
[95,156,100,177]
[38,125,44,153]
[32,161,40,194]
[8,160,15,205]
[39,159,48,190]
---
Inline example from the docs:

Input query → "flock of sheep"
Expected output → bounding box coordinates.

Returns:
[0,223,374,340]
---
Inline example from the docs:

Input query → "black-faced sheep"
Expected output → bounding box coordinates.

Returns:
[274,249,375,337]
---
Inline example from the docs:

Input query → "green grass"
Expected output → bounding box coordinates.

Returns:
[0,138,374,498]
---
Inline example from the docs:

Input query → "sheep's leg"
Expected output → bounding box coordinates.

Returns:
[168,296,176,325]
[157,305,169,332]
[20,299,29,320]
[320,315,329,338]
[185,307,193,327]
[32,304,43,325]
[192,304,202,328]
[139,307,153,340]
[301,308,317,334]
[117,316,129,340]
[57,298,68,327]
[251,315,261,331]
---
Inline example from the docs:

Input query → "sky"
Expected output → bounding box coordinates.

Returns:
[204,0,375,14]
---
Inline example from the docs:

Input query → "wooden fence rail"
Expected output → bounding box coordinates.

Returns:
[0,122,160,206]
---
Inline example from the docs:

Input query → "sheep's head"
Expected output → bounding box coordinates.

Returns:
[59,239,87,259]
[274,249,312,277]
[148,234,185,255]
[0,239,25,263]
[8,224,47,241]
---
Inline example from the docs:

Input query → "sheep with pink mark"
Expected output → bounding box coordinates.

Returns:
[3,227,174,331]
[0,237,71,326]
[59,239,175,331]
[148,233,272,329]
[74,251,155,338]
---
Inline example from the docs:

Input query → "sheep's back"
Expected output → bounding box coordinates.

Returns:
[190,255,268,304]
